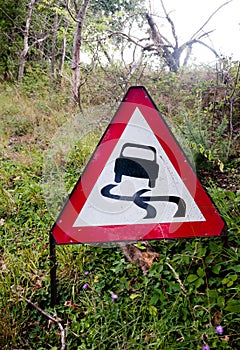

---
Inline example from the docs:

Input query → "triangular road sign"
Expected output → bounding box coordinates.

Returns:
[51,86,226,244]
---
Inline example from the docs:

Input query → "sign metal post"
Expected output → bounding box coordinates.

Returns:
[49,233,57,306]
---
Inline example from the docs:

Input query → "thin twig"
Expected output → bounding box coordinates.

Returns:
[190,0,233,40]
[107,30,146,49]
[160,0,178,48]
[165,262,187,297]
[165,262,196,325]
[227,61,240,158]
[29,34,50,50]
[11,287,66,350]
[191,39,219,57]
[66,0,78,22]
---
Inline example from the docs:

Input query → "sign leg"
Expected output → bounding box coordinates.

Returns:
[50,233,57,306]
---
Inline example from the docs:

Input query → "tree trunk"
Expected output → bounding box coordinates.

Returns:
[18,0,36,83]
[50,2,60,83]
[58,19,69,81]
[71,0,90,105]
[145,13,179,73]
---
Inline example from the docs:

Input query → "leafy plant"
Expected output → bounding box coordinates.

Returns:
[0,66,239,349]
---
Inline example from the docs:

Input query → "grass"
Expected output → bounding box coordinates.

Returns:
[0,72,239,349]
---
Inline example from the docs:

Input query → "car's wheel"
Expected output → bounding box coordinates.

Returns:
[115,173,122,183]
[149,179,156,188]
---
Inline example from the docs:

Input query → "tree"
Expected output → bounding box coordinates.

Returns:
[0,0,25,80]
[50,1,61,83]
[0,0,234,84]
[143,0,233,72]
[18,0,36,82]
[94,0,233,73]
[66,0,90,105]
[56,12,69,82]
[65,0,143,106]
[17,0,57,82]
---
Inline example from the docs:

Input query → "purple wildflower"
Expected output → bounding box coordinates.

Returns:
[111,293,118,300]
[202,345,210,350]
[84,271,90,276]
[215,325,224,335]
[82,283,89,290]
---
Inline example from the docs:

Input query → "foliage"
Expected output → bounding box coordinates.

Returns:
[0,65,239,349]
[0,0,144,84]
[0,0,25,77]
[178,61,240,171]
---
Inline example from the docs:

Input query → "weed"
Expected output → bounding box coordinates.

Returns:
[0,67,239,349]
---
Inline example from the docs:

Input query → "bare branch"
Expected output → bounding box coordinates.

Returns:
[145,0,227,71]
[66,0,78,22]
[192,39,220,58]
[182,45,193,66]
[146,13,179,71]
[29,34,50,50]
[146,13,164,46]
[18,0,36,82]
[107,30,147,49]
[197,29,215,40]
[176,37,220,67]
[11,287,66,350]
[160,0,178,48]
[227,61,240,158]
[146,13,174,47]
[190,0,233,40]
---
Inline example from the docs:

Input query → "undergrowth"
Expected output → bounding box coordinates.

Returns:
[0,65,239,349]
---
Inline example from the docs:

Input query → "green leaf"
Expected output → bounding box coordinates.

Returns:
[135,242,146,250]
[149,305,158,317]
[209,241,219,253]
[197,246,207,257]
[232,265,240,272]
[222,278,229,285]
[130,293,140,300]
[197,267,204,277]
[227,280,233,287]
[182,255,190,264]
[208,289,218,300]
[187,274,198,283]
[217,296,225,308]
[212,264,221,275]
[230,274,238,282]
[150,294,159,305]
[195,278,204,288]
[225,300,240,313]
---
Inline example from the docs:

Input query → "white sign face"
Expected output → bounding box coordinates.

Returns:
[73,108,205,227]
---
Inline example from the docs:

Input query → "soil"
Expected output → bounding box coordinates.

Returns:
[198,162,239,194]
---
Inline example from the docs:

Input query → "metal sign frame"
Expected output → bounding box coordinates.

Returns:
[49,86,227,305]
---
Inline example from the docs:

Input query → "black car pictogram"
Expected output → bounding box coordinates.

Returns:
[114,143,159,188]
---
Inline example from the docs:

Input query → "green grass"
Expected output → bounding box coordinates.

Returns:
[0,76,239,349]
